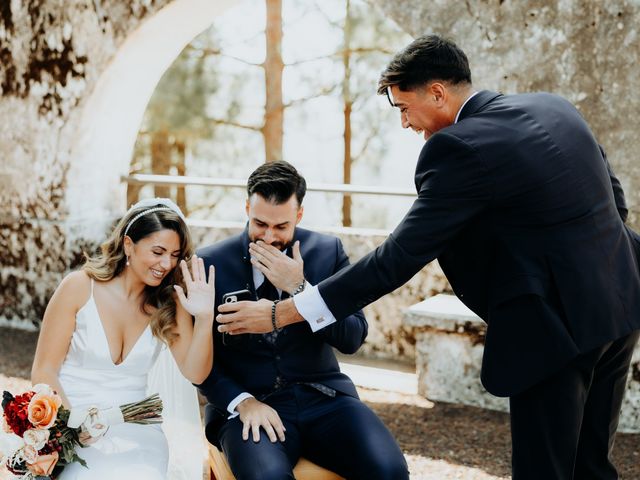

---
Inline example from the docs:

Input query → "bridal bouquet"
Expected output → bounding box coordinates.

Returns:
[0,384,163,479]
[0,384,82,479]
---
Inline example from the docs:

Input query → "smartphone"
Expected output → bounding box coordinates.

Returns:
[220,289,253,345]
[221,289,252,304]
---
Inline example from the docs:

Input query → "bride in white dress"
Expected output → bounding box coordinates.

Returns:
[30,199,214,479]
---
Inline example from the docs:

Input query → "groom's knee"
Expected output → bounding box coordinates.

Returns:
[220,425,295,480]
[227,453,294,480]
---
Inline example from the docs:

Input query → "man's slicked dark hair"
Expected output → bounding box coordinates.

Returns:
[377,35,472,95]
[247,161,307,205]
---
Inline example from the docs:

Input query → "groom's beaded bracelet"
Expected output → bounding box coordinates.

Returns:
[271,299,281,332]
[292,279,306,296]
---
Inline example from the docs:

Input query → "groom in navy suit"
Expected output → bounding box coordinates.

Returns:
[196,161,408,480]
[218,36,640,479]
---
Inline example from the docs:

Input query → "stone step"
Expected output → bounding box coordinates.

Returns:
[338,360,418,395]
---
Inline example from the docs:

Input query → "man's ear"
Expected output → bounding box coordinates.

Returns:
[429,82,447,107]
[245,199,250,216]
[296,206,304,225]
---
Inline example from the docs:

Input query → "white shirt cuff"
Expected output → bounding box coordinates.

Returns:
[293,284,337,332]
[227,392,254,419]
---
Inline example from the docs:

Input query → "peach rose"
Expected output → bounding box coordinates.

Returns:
[27,391,62,430]
[27,451,58,476]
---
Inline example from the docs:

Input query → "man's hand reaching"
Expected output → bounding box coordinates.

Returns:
[217,298,273,334]
[217,298,304,334]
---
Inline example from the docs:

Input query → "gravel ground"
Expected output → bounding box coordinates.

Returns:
[1,326,638,479]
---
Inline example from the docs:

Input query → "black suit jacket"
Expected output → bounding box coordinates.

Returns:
[317,91,640,397]
[196,227,367,444]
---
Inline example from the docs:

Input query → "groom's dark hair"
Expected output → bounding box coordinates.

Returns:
[377,34,472,96]
[247,161,307,206]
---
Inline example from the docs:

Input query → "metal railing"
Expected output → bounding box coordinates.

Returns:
[121,174,417,236]
[122,174,416,197]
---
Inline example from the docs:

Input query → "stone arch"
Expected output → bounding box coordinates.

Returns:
[66,0,237,242]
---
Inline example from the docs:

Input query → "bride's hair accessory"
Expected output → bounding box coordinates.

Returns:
[123,198,186,237]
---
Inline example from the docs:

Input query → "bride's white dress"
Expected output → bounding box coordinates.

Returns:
[57,283,168,479]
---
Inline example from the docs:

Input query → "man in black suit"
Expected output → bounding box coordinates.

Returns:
[197,161,408,480]
[218,36,640,479]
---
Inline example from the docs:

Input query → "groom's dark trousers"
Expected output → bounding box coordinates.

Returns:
[314,91,640,479]
[216,384,404,480]
[197,228,408,480]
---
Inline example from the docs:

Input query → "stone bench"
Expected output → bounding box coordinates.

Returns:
[208,444,344,480]
[403,294,640,432]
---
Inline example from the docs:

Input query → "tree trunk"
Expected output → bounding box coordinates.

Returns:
[342,0,353,227]
[126,176,143,208]
[175,140,188,216]
[151,130,172,198]
[263,0,284,162]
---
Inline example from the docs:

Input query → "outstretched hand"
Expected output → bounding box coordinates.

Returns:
[174,254,215,319]
[249,240,304,294]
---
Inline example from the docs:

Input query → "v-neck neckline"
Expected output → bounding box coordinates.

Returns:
[90,287,150,367]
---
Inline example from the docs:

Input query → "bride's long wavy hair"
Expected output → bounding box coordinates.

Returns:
[83,205,193,345]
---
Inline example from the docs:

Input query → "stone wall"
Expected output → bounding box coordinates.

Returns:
[0,0,234,328]
[0,0,172,327]
[372,0,640,227]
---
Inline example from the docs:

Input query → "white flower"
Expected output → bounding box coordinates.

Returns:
[22,444,38,464]
[0,431,24,461]
[23,429,50,450]
[31,384,55,397]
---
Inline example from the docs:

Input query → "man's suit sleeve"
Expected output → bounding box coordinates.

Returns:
[600,144,628,222]
[195,359,251,445]
[313,238,368,353]
[598,144,640,259]
[195,349,247,413]
[317,132,493,321]
[193,247,250,414]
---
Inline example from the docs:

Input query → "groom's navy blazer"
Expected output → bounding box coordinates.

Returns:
[316,91,640,397]
[196,227,367,444]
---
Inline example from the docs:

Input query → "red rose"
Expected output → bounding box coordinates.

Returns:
[3,391,35,436]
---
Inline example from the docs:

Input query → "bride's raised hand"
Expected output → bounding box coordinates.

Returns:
[174,254,215,319]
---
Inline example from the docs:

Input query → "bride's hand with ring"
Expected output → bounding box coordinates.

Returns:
[173,254,215,320]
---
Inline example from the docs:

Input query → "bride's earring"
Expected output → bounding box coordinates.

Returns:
[126,256,130,266]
